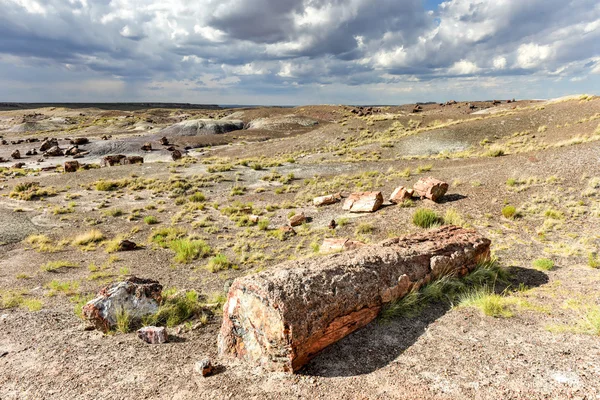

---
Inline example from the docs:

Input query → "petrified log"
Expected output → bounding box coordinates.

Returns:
[342,191,383,212]
[218,226,490,372]
[413,177,449,202]
[313,193,341,207]
[389,186,414,203]
[64,161,79,173]
[288,212,306,227]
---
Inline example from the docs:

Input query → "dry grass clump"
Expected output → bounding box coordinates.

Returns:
[72,229,105,246]
[10,182,56,201]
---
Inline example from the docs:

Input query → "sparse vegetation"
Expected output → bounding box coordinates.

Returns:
[532,258,554,271]
[412,208,442,229]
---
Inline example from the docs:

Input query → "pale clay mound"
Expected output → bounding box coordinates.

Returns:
[160,119,244,136]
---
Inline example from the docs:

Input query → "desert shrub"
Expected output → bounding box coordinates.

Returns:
[144,216,159,225]
[355,222,375,235]
[484,147,505,157]
[150,226,187,247]
[115,308,133,333]
[457,287,514,318]
[207,253,232,272]
[46,279,80,295]
[72,230,105,246]
[189,192,206,203]
[10,182,56,200]
[146,289,205,327]
[41,260,79,272]
[258,219,270,231]
[588,253,600,269]
[532,258,554,271]
[381,261,510,319]
[501,205,517,219]
[169,238,211,264]
[443,208,464,226]
[412,208,442,229]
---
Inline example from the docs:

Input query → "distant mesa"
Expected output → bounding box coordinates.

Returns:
[160,119,244,136]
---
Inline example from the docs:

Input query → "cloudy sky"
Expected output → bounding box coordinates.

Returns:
[1,0,600,105]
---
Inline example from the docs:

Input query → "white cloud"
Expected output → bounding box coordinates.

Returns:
[517,43,553,69]
[448,60,480,75]
[493,57,507,70]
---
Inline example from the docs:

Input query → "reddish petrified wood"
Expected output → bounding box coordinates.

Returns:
[218,226,491,372]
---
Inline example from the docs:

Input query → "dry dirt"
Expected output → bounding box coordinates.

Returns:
[1,97,599,399]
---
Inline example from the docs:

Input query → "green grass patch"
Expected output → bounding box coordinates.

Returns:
[169,238,211,264]
[532,258,554,271]
[412,208,442,229]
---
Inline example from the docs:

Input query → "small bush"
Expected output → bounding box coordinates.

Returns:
[458,287,514,318]
[115,307,133,333]
[501,205,517,219]
[532,258,554,271]
[484,147,505,157]
[144,216,159,225]
[146,290,204,327]
[189,192,206,203]
[72,229,105,246]
[355,222,375,235]
[169,238,211,264]
[46,279,80,295]
[258,219,270,231]
[41,260,79,272]
[207,253,232,272]
[104,209,124,217]
[588,253,600,268]
[443,208,464,226]
[412,208,442,229]
[150,226,187,247]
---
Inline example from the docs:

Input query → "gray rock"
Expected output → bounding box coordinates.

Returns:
[137,326,168,344]
[194,358,213,377]
[160,119,244,136]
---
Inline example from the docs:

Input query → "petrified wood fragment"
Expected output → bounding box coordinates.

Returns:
[218,226,490,372]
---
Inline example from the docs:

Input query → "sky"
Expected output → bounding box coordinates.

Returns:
[1,0,599,105]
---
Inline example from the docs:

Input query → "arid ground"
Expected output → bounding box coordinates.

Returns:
[1,95,600,399]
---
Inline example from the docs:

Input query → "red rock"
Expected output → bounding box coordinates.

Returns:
[120,156,144,165]
[171,150,182,161]
[320,238,365,253]
[313,193,341,206]
[342,191,383,213]
[101,155,126,167]
[279,225,296,239]
[10,150,20,159]
[389,186,414,204]
[117,240,137,251]
[64,161,79,173]
[194,358,213,377]
[288,212,306,227]
[137,326,168,344]
[218,226,491,372]
[160,137,169,145]
[413,177,449,202]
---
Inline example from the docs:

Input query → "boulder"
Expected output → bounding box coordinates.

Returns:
[65,146,80,156]
[313,193,342,207]
[288,212,306,227]
[121,156,144,165]
[25,149,38,156]
[64,161,79,173]
[70,137,89,145]
[159,136,169,145]
[413,177,449,202]
[328,219,337,229]
[279,225,296,239]
[320,238,365,253]
[43,146,63,157]
[117,240,137,251]
[389,186,414,204]
[11,150,20,159]
[1,139,8,145]
[342,191,383,213]
[194,358,214,377]
[39,138,58,152]
[141,142,152,152]
[218,226,491,372]
[137,326,168,344]
[171,150,183,161]
[82,277,163,333]
[101,155,126,167]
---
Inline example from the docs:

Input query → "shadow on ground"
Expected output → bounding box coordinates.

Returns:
[300,266,548,378]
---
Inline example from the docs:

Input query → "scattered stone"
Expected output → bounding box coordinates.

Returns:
[41,165,57,171]
[468,103,476,110]
[120,156,144,165]
[65,146,80,156]
[413,177,449,202]
[12,162,25,169]
[194,359,214,377]
[288,212,306,227]
[117,240,137,251]
[159,136,169,145]
[218,226,491,372]
[70,137,89,145]
[279,225,296,239]
[11,150,20,159]
[0,157,7,163]
[39,138,58,152]
[320,238,365,253]
[101,135,109,140]
[137,326,168,344]
[171,150,182,161]
[101,155,126,167]
[141,142,152,151]
[43,146,63,157]
[313,193,341,207]
[82,277,163,333]
[249,215,260,224]
[342,191,383,213]
[412,104,423,113]
[0,351,7,358]
[389,186,414,204]
[328,219,337,229]
[25,149,38,156]
[64,161,79,173]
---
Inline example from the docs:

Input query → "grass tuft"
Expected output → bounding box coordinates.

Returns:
[412,208,442,229]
